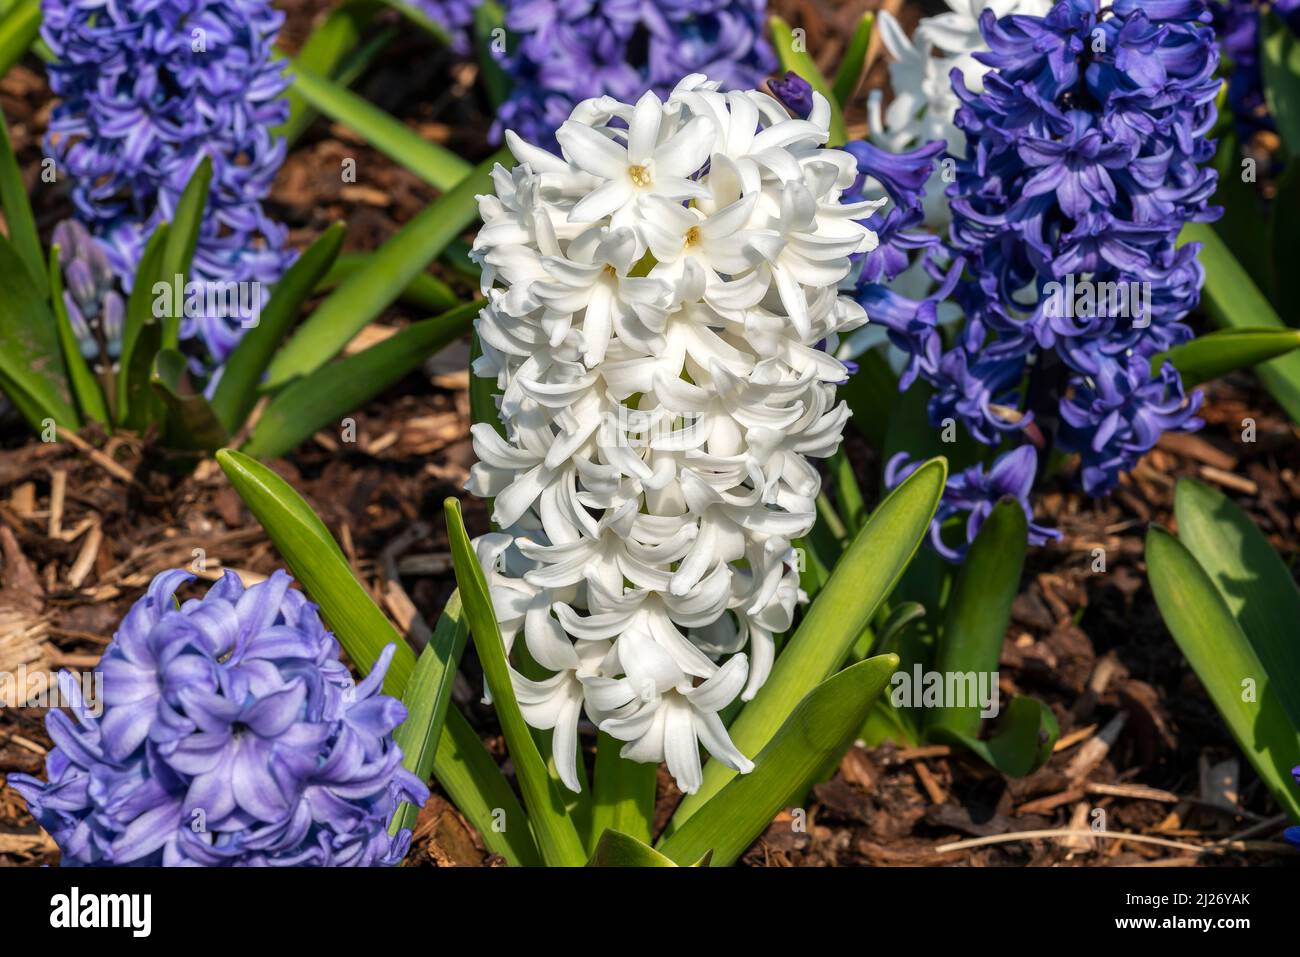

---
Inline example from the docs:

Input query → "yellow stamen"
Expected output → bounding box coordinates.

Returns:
[628,164,652,188]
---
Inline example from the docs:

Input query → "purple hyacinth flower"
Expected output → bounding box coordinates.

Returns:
[875,0,1217,527]
[491,0,775,152]
[886,446,1061,563]
[42,0,295,371]
[10,569,428,867]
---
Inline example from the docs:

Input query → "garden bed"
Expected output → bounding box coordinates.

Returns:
[2,0,1298,868]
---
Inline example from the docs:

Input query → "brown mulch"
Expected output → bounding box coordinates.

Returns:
[3,0,1300,868]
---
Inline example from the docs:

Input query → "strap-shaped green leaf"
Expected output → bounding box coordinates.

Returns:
[434,704,542,866]
[1174,478,1300,727]
[117,223,170,426]
[588,733,656,852]
[0,234,79,431]
[926,499,1026,741]
[935,696,1059,779]
[657,654,899,866]
[319,253,459,313]
[264,149,509,389]
[210,222,347,433]
[445,497,589,866]
[1158,328,1300,388]
[768,14,848,145]
[1183,221,1300,423]
[216,448,415,693]
[831,12,874,109]
[391,592,469,835]
[0,102,46,296]
[150,349,230,452]
[588,830,679,867]
[48,244,109,426]
[0,0,39,79]
[475,1,511,108]
[1146,525,1300,820]
[666,457,946,831]
[285,60,472,190]
[244,300,478,460]
[159,157,212,349]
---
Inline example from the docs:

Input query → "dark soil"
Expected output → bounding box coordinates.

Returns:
[2,0,1298,867]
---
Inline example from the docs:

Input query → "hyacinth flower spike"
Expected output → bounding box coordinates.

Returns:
[11,569,427,866]
[466,75,882,794]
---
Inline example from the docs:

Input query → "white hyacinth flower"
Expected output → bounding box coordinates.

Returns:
[467,76,880,795]
[869,0,1052,226]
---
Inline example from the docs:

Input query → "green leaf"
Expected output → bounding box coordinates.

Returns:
[0,234,79,431]
[933,696,1059,779]
[121,321,163,434]
[1174,478,1300,724]
[666,457,946,832]
[0,0,39,79]
[159,157,212,349]
[285,60,472,190]
[319,252,459,313]
[768,14,848,145]
[215,448,415,694]
[1182,221,1300,423]
[48,244,110,426]
[445,496,589,866]
[150,349,230,452]
[435,705,542,866]
[1262,11,1300,160]
[475,1,511,109]
[277,2,378,146]
[658,654,899,867]
[264,149,509,389]
[243,300,478,460]
[1146,526,1300,820]
[1158,328,1300,388]
[117,223,170,426]
[926,500,1026,742]
[391,592,469,835]
[830,449,867,534]
[210,223,347,434]
[588,830,679,867]
[831,12,873,109]
[0,103,45,296]
[588,733,656,852]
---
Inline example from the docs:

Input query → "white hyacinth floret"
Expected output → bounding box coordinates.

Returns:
[466,75,881,795]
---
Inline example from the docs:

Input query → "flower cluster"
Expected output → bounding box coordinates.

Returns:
[467,76,880,793]
[41,0,294,366]
[491,0,775,152]
[10,570,427,867]
[878,0,1219,520]
[53,219,124,372]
